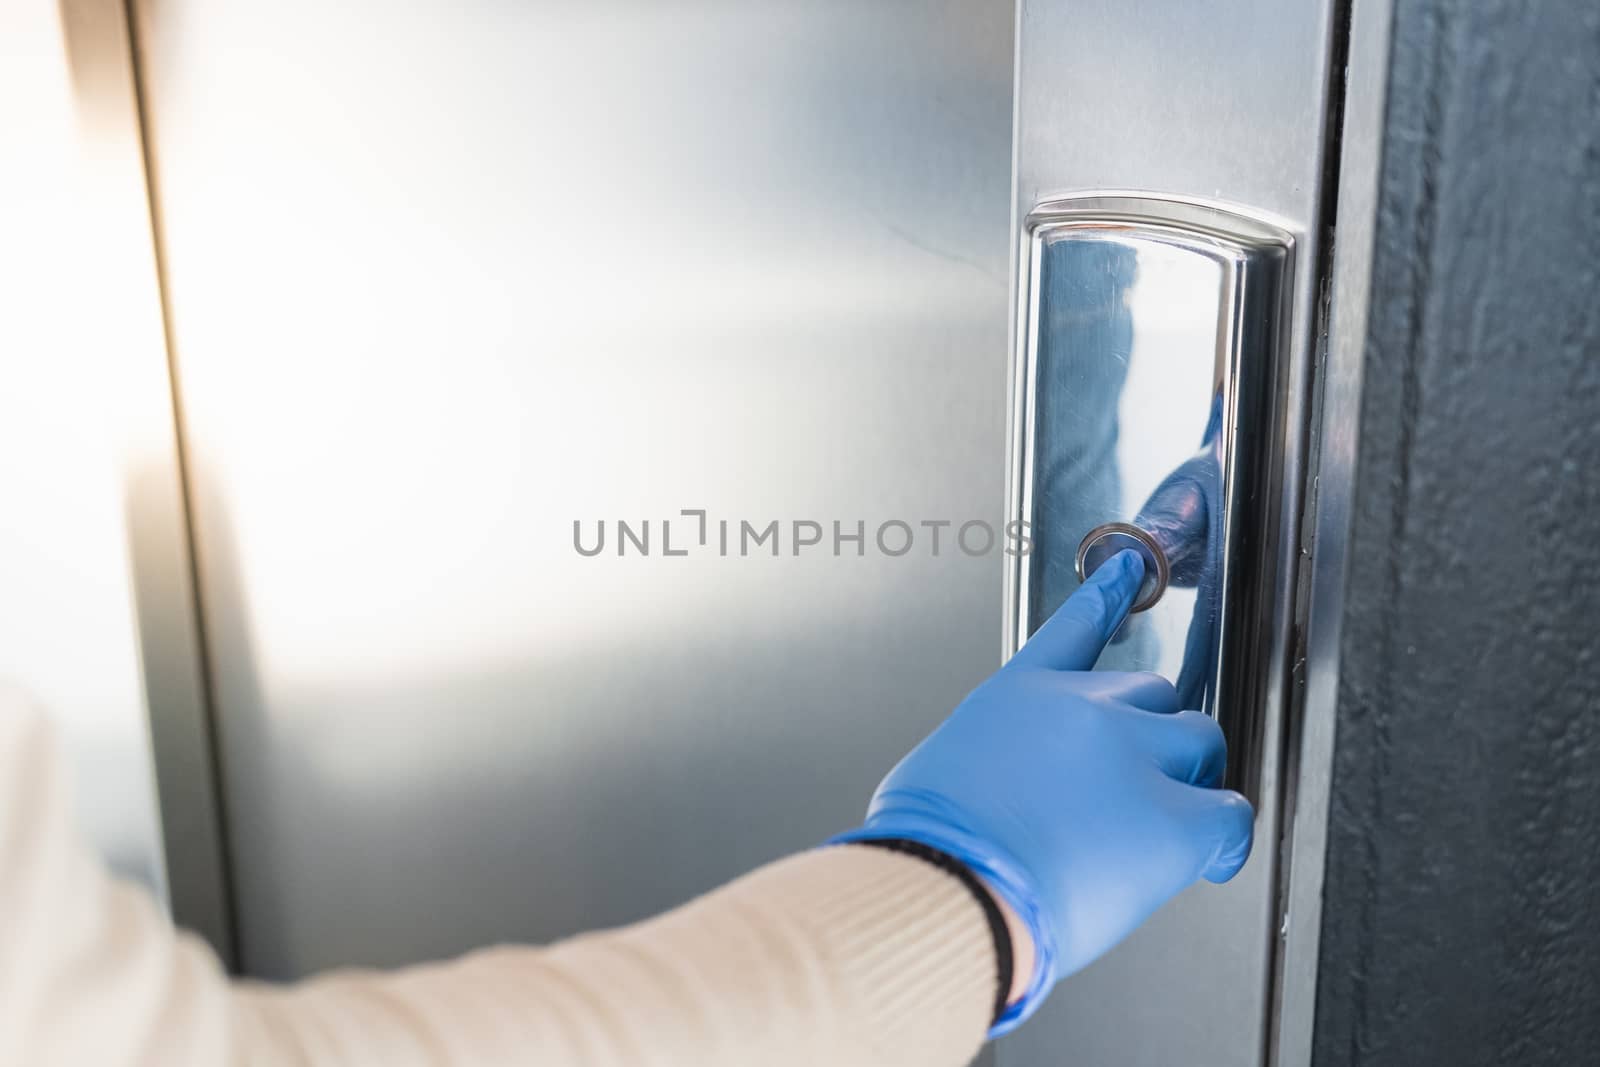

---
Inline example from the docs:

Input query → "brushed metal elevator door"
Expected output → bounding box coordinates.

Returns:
[132,0,1016,981]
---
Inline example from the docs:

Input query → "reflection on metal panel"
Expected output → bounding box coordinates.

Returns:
[1004,3,1337,1067]
[132,0,1015,979]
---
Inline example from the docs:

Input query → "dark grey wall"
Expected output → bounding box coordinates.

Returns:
[1313,0,1600,1064]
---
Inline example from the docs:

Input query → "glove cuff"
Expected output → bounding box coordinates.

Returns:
[827,821,1058,1035]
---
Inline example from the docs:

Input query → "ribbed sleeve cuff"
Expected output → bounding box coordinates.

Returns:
[828,819,1056,1034]
[732,847,996,1066]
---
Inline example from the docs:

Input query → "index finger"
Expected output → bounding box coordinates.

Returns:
[1009,549,1144,672]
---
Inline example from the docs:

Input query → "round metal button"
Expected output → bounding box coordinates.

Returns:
[1074,522,1170,613]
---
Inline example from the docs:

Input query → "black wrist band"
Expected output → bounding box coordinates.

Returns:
[849,838,1014,1028]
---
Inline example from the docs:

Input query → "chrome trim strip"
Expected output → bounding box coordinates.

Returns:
[1268,0,1395,1060]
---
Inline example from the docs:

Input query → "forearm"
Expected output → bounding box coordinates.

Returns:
[233,847,995,1067]
[0,694,998,1067]
[0,694,233,1066]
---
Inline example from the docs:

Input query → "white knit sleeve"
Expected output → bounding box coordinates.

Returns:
[0,694,995,1067]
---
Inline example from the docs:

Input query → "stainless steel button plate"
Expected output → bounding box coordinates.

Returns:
[1003,193,1295,803]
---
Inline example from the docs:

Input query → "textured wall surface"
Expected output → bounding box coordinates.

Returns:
[1313,0,1600,1064]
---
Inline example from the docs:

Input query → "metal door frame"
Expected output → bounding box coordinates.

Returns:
[1270,0,1396,1062]
[53,0,236,967]
[1004,1,1395,1064]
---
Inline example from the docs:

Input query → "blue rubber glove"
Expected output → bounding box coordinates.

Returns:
[831,550,1253,1033]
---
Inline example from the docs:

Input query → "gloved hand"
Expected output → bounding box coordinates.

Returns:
[831,550,1253,1033]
